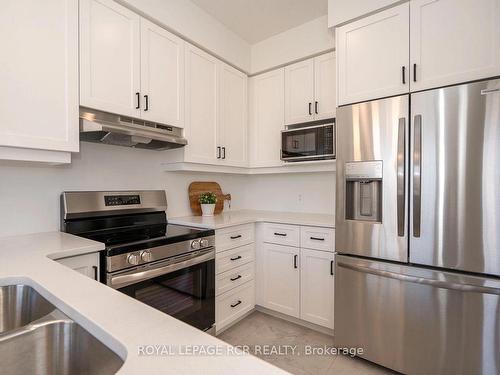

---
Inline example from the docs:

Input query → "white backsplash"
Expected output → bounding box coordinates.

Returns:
[0,143,335,237]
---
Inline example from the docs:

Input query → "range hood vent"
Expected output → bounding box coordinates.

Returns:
[79,108,187,150]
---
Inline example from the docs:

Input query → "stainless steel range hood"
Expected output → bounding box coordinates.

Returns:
[79,108,187,150]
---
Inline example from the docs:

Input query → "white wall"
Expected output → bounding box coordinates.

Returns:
[117,0,251,72]
[328,0,401,27]
[0,143,335,237]
[251,15,334,74]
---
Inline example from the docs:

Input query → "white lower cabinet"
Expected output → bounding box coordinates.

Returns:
[300,249,334,329]
[55,252,100,281]
[260,243,300,317]
[215,226,256,333]
[216,281,255,332]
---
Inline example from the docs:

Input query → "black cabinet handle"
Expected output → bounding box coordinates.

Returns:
[413,63,417,82]
[231,300,242,308]
[230,235,242,240]
[315,101,318,114]
[310,237,325,241]
[330,260,334,276]
[217,146,221,159]
[402,66,406,84]
[221,147,226,159]
[135,92,140,109]
[308,102,312,115]
[144,95,149,111]
[92,265,98,281]
[230,275,242,281]
[230,255,242,261]
[274,232,287,237]
[294,254,298,269]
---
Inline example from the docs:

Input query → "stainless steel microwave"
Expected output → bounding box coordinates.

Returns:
[281,123,335,162]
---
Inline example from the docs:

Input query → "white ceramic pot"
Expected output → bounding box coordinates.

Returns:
[201,203,216,217]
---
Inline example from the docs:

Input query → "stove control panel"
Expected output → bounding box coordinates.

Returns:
[104,194,141,206]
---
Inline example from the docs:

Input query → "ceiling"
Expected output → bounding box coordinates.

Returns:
[190,0,328,44]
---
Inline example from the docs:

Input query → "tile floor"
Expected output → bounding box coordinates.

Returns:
[218,311,397,375]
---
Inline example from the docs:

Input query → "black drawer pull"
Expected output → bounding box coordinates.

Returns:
[294,254,298,269]
[310,237,325,241]
[135,92,140,109]
[330,260,334,276]
[144,94,149,111]
[231,300,242,308]
[230,275,242,281]
[230,235,242,240]
[274,232,287,237]
[230,255,242,261]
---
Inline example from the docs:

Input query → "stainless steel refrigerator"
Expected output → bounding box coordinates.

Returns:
[335,78,500,375]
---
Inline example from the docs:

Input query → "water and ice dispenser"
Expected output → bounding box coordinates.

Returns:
[345,161,383,223]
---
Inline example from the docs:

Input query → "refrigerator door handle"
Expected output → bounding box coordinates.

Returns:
[413,114,422,237]
[337,261,500,296]
[397,117,406,237]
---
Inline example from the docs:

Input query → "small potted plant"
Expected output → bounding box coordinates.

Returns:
[199,192,217,217]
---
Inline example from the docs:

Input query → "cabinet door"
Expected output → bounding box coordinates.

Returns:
[314,52,336,120]
[184,44,219,164]
[0,0,78,153]
[300,249,334,329]
[261,243,300,317]
[219,63,248,167]
[410,0,500,91]
[336,2,409,105]
[57,253,100,281]
[248,69,285,167]
[80,0,141,117]
[140,18,184,126]
[285,59,314,124]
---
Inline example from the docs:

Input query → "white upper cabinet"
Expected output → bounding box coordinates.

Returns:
[249,69,285,168]
[300,249,334,329]
[140,18,184,127]
[314,52,337,120]
[80,0,141,117]
[336,2,410,105]
[218,63,248,167]
[410,0,500,91]
[184,44,219,165]
[285,53,337,125]
[0,0,79,156]
[285,59,315,124]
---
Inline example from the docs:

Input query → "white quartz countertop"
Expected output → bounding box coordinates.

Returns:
[0,231,286,374]
[169,209,335,229]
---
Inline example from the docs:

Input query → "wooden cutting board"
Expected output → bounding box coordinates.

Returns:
[188,181,231,216]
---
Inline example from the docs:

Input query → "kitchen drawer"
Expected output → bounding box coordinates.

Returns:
[300,226,335,252]
[215,224,254,253]
[216,280,255,332]
[216,244,254,274]
[216,262,254,296]
[262,223,300,247]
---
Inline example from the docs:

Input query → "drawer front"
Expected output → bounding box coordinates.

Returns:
[216,244,254,274]
[262,223,300,247]
[216,224,254,253]
[300,226,335,252]
[216,280,255,332]
[216,262,254,296]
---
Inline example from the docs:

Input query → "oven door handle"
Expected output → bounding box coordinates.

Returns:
[108,249,215,289]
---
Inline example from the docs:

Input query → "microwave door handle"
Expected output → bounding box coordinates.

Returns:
[108,250,215,289]
[397,117,406,237]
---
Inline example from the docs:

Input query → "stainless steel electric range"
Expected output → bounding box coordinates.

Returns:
[61,190,215,334]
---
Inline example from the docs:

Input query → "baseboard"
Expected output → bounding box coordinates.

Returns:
[255,305,335,336]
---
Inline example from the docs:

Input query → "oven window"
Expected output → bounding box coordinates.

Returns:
[118,259,215,331]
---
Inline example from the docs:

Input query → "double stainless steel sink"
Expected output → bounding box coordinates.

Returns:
[0,285,124,375]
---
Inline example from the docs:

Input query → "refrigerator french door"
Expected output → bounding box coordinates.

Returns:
[335,78,500,375]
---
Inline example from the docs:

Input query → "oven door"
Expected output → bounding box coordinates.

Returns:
[281,124,335,161]
[108,249,215,332]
